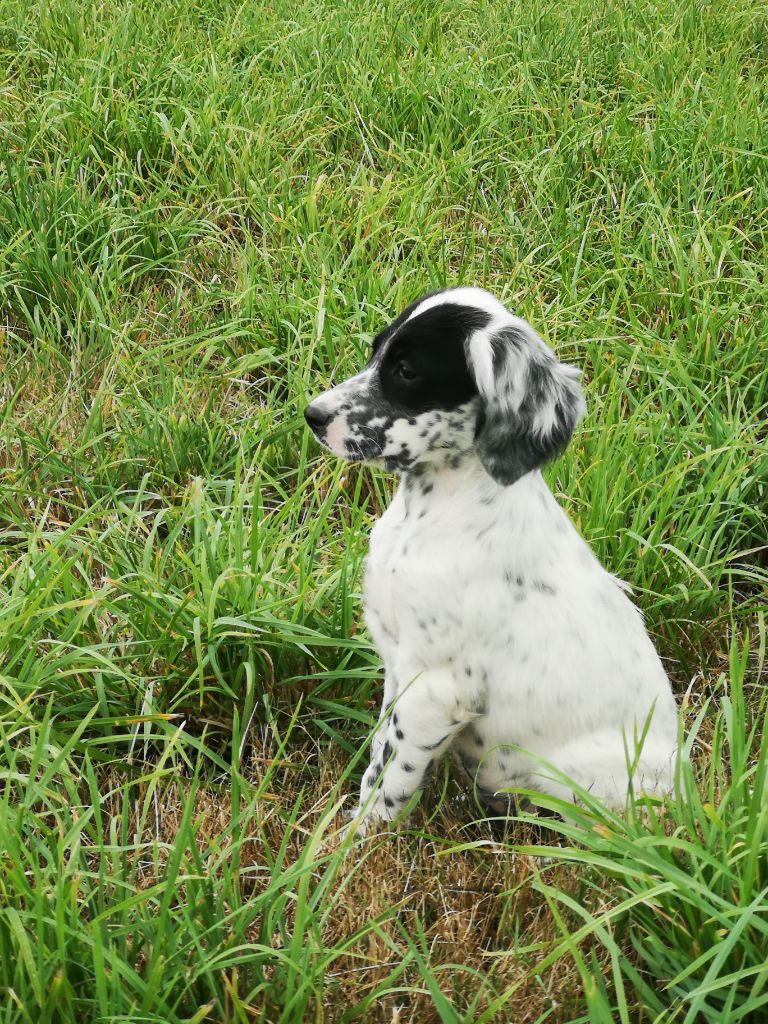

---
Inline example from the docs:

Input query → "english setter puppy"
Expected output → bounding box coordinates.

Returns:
[305,287,679,827]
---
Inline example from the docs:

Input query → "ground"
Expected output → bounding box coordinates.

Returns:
[0,0,766,1020]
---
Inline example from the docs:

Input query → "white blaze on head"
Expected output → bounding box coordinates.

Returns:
[404,287,511,325]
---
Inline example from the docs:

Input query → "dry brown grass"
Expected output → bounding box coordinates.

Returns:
[108,734,622,1023]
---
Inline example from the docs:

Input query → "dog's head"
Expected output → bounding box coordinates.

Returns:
[304,287,585,486]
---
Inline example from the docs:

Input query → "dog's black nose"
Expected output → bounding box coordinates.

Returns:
[304,404,331,430]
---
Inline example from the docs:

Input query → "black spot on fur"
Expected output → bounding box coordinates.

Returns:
[533,580,557,596]
[384,795,395,809]
[420,733,449,751]
[395,728,404,740]
[382,741,392,761]
[402,761,415,772]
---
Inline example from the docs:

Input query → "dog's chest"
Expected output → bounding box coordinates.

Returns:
[363,483,482,646]
[365,495,425,636]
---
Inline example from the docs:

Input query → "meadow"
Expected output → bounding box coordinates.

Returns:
[0,0,767,1019]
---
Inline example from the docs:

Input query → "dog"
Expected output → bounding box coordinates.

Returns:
[304,287,679,827]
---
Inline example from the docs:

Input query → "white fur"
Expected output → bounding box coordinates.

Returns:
[361,461,678,823]
[305,287,680,826]
[406,286,510,324]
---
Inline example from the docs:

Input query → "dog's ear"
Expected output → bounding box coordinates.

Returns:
[468,319,586,487]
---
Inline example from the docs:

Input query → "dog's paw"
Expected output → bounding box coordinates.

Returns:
[340,806,380,842]
[340,796,400,840]
[339,807,368,841]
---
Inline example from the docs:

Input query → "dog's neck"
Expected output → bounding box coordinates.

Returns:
[401,454,557,510]
[396,456,581,576]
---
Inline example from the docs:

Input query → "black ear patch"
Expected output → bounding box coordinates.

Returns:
[474,326,585,486]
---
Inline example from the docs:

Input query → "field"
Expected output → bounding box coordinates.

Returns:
[1,0,767,1019]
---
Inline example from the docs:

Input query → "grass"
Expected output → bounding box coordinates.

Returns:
[0,0,767,1019]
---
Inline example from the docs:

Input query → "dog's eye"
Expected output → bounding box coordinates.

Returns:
[394,360,418,381]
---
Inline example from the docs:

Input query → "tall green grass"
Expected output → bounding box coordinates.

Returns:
[0,0,766,1018]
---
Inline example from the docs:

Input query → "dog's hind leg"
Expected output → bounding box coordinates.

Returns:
[534,731,678,808]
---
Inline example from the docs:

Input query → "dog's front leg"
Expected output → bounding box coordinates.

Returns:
[354,669,474,828]
[370,669,397,762]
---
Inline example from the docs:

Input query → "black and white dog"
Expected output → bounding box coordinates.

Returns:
[305,287,679,827]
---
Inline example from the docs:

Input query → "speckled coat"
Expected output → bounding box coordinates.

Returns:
[304,287,680,827]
